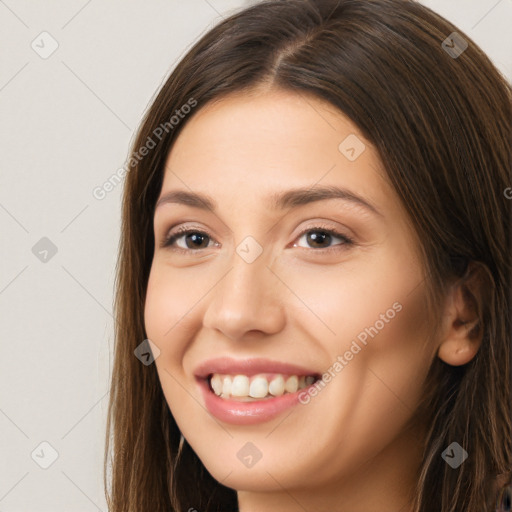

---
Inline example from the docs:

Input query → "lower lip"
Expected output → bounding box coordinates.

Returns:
[197,378,309,425]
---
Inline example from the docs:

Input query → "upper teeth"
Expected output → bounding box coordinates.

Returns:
[209,373,315,400]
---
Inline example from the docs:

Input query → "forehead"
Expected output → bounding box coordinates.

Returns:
[167,89,367,164]
[161,89,398,221]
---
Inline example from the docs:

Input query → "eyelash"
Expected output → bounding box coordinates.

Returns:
[161,224,355,254]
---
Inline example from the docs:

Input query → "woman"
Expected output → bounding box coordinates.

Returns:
[104,0,512,510]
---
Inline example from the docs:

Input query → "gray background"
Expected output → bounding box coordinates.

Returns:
[1,1,511,510]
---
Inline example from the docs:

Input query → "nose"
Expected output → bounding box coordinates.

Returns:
[202,248,286,341]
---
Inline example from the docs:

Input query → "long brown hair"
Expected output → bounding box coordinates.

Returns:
[104,1,512,510]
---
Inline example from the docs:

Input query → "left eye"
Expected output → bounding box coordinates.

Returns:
[294,228,353,250]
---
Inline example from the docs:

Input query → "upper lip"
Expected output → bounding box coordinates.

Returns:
[194,357,321,380]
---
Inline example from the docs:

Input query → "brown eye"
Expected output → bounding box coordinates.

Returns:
[295,228,353,250]
[181,232,210,249]
[163,229,215,251]
[305,231,332,248]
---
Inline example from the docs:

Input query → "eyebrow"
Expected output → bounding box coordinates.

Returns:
[155,185,382,216]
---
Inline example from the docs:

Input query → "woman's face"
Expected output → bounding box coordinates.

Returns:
[144,89,437,505]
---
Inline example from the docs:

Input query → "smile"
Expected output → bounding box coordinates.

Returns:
[194,357,321,425]
[209,373,316,401]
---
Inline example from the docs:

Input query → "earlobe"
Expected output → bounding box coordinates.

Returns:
[436,262,489,367]
[437,325,481,366]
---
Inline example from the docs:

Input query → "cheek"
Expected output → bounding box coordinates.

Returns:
[352,272,433,425]
[359,281,434,412]
[322,247,434,412]
[282,279,433,487]
[279,240,427,349]
[143,264,205,349]
[143,265,204,428]
[272,248,433,467]
[337,283,433,465]
[144,271,172,348]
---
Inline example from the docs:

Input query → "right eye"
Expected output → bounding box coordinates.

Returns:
[162,228,218,252]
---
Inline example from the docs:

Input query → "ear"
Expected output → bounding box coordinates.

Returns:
[437,261,489,366]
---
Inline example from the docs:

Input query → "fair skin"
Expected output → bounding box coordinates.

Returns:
[144,88,482,512]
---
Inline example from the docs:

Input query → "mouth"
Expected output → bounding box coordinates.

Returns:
[207,372,317,401]
[194,358,321,425]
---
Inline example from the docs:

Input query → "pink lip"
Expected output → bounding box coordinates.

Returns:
[194,357,320,425]
[194,357,318,379]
